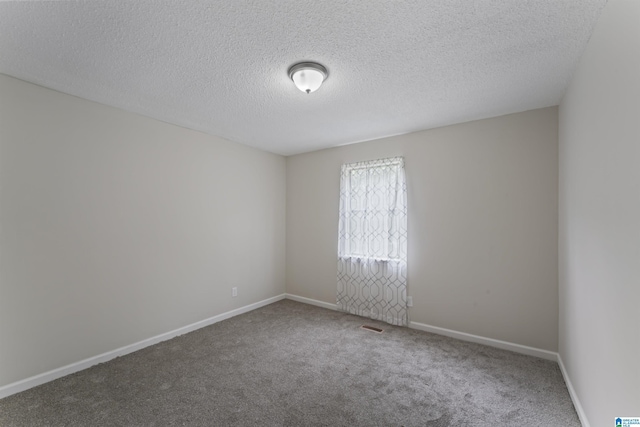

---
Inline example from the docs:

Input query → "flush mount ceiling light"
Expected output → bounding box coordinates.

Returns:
[288,62,328,94]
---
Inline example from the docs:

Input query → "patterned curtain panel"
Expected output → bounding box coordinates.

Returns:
[337,157,408,326]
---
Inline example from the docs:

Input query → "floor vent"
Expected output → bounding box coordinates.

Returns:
[361,325,384,333]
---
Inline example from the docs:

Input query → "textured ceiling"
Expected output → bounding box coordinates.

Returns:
[0,1,606,155]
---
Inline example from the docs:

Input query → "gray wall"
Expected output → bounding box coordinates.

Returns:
[558,0,640,424]
[0,75,286,388]
[287,107,559,351]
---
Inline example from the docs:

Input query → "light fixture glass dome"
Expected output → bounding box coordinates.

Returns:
[289,62,328,94]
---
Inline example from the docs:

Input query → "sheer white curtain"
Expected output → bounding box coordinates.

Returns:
[337,157,408,326]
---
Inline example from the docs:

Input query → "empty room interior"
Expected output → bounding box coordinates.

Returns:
[0,1,638,426]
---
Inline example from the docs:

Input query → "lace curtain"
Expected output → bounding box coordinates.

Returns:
[337,157,408,326]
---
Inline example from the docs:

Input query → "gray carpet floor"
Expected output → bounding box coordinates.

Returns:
[0,299,579,426]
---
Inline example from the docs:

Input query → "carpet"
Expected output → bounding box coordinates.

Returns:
[0,299,579,426]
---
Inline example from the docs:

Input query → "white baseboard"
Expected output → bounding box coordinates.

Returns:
[4,292,584,426]
[557,354,589,427]
[285,293,337,311]
[407,321,558,361]
[284,294,557,361]
[0,293,286,400]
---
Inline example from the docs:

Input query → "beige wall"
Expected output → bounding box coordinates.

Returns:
[287,107,559,351]
[558,0,640,425]
[0,74,286,388]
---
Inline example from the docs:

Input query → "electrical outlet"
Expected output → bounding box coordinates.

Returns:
[232,287,238,297]
[407,296,413,307]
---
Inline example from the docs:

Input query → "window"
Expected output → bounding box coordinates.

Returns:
[338,157,407,261]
